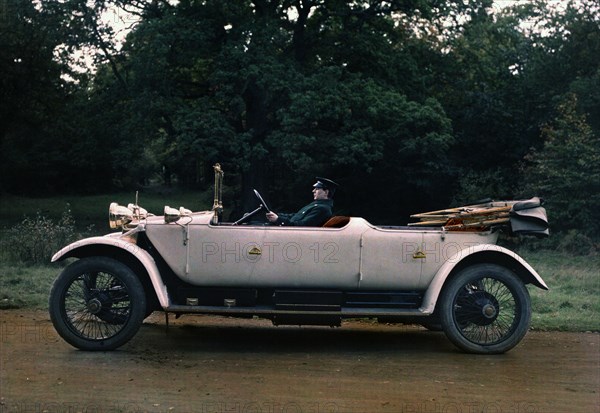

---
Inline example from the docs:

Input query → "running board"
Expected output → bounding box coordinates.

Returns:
[164,305,431,317]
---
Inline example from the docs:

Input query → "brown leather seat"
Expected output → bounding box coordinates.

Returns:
[322,216,350,228]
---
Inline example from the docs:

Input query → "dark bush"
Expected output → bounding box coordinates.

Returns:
[1,205,77,265]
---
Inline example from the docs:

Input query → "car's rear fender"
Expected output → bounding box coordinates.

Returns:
[420,244,548,314]
[51,235,170,309]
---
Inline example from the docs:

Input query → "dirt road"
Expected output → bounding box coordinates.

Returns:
[0,310,598,413]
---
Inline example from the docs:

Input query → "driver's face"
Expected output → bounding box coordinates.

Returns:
[313,187,329,200]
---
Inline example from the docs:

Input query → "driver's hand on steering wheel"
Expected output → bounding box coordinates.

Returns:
[266,211,278,223]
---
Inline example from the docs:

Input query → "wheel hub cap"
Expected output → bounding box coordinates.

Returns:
[86,298,103,314]
[456,291,500,326]
[482,303,497,318]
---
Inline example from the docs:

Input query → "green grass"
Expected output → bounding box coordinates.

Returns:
[521,250,600,332]
[0,264,57,309]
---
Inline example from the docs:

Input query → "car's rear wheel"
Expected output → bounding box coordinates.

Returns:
[49,257,146,351]
[439,264,531,354]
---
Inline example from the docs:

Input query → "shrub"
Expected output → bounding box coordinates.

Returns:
[1,205,77,265]
[557,230,597,256]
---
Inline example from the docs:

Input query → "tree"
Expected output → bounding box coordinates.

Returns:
[0,0,75,193]
[434,2,542,202]
[4,0,597,234]
[522,93,600,238]
[431,0,600,207]
[77,0,457,219]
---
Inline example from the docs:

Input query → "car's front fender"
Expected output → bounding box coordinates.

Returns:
[52,235,170,308]
[420,244,548,314]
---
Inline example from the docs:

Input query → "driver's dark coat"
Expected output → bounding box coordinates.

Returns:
[275,199,333,226]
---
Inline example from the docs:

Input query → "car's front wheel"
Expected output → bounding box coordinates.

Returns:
[49,257,146,351]
[439,264,531,354]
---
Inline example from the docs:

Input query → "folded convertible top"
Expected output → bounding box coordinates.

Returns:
[409,197,549,237]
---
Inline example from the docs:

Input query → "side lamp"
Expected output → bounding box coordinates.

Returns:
[164,206,193,224]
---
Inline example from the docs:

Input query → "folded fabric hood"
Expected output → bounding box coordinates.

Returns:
[510,197,549,237]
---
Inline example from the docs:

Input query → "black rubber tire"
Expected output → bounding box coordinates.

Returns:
[49,257,146,351]
[439,264,531,354]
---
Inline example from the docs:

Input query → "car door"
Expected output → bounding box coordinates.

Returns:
[250,225,362,289]
[185,223,267,286]
[358,227,424,290]
[185,220,362,289]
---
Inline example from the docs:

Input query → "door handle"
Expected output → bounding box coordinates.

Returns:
[248,246,262,255]
[413,250,426,259]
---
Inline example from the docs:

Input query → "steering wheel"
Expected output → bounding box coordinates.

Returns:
[232,189,271,225]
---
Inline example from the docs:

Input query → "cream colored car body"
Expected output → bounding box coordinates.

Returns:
[52,211,547,315]
[48,163,549,352]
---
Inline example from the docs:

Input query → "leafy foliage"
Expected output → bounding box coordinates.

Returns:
[522,94,600,238]
[1,0,599,238]
[0,0,73,193]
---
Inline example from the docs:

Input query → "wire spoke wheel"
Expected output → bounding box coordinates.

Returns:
[453,277,517,345]
[440,264,531,354]
[64,272,132,340]
[49,257,146,351]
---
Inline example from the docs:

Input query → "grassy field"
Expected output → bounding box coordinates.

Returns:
[0,193,598,332]
[521,251,599,331]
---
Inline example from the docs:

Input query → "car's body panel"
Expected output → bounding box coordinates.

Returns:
[192,218,367,288]
[359,225,498,290]
[191,224,363,288]
[358,226,423,290]
[141,215,502,292]
[52,213,535,318]
[50,223,545,325]
[144,214,365,288]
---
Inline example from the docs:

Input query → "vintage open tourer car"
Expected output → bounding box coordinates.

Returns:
[49,165,549,354]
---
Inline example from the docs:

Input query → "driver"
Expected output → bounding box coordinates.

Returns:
[266,177,339,226]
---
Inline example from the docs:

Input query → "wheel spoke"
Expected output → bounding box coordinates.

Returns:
[62,271,132,340]
[453,276,518,345]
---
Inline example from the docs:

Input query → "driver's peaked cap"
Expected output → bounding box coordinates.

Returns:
[313,177,339,197]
